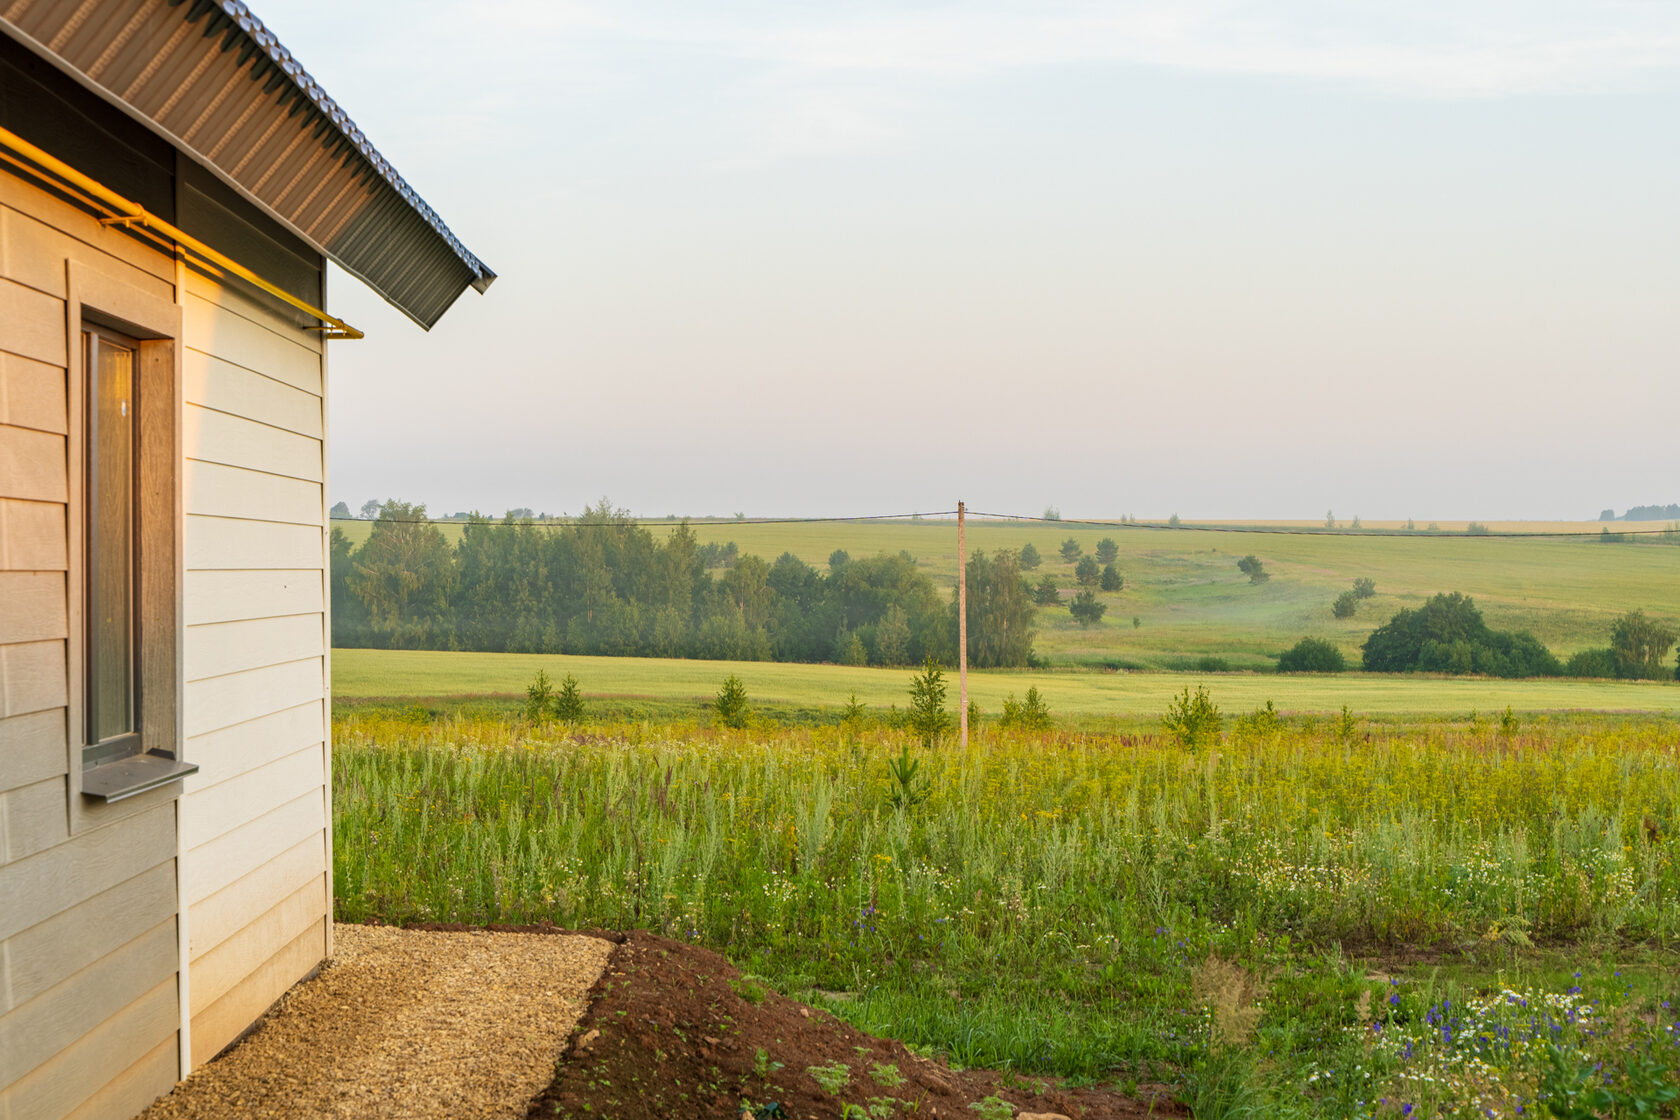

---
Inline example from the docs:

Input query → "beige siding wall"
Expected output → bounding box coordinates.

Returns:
[2,158,332,1111]
[178,270,329,1067]
[0,177,183,1120]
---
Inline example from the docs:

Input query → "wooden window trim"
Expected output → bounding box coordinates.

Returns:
[64,261,193,822]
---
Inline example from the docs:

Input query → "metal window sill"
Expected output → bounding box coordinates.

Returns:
[82,751,198,803]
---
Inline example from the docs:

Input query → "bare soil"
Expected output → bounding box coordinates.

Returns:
[526,930,1185,1120]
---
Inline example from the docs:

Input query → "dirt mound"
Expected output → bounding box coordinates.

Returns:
[526,930,1182,1120]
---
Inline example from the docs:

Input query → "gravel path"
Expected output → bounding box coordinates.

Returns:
[140,925,614,1120]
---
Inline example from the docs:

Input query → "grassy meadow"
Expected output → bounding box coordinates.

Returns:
[333,515,1679,671]
[334,647,1680,721]
[334,709,1680,1118]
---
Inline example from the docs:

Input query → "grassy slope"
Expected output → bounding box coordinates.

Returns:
[332,647,1680,716]
[332,517,1678,670]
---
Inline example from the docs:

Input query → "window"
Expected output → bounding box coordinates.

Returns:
[83,326,140,767]
[75,312,194,803]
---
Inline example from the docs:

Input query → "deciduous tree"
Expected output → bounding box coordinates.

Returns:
[961,550,1037,668]
[347,500,457,647]
[1610,610,1678,680]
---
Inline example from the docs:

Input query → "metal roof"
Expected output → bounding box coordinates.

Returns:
[0,0,494,328]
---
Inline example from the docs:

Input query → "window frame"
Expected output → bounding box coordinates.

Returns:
[65,262,194,814]
[82,323,144,768]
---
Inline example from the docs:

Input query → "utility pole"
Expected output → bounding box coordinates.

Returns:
[958,500,968,749]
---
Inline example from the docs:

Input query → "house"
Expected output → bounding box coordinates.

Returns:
[0,2,492,1116]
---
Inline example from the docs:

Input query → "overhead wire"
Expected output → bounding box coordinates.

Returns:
[327,511,1680,540]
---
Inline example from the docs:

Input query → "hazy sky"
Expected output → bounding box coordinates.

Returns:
[260,2,1680,521]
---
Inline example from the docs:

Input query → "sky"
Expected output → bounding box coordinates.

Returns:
[259,1,1680,522]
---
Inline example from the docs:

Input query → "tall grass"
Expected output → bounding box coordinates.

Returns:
[333,714,1680,1114]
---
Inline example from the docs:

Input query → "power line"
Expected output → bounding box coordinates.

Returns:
[966,511,1680,540]
[329,511,1680,541]
[330,511,957,528]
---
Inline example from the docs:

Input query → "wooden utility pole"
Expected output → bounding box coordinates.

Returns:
[958,500,968,748]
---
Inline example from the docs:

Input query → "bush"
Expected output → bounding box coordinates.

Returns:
[1069,589,1107,628]
[906,657,951,748]
[1163,684,1221,749]
[1236,555,1269,584]
[1352,577,1376,599]
[1195,656,1231,672]
[554,673,584,722]
[1100,563,1122,592]
[1277,637,1346,673]
[999,686,1053,732]
[1466,522,1491,535]
[1332,591,1359,619]
[1059,538,1082,563]
[1096,538,1119,564]
[714,675,751,728]
[1018,542,1041,570]
[1362,592,1561,677]
[1033,575,1061,606]
[525,670,556,722]
[1075,554,1100,587]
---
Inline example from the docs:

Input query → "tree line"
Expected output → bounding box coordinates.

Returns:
[331,501,1037,667]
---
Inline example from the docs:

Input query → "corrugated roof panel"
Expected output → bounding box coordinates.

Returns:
[0,0,493,328]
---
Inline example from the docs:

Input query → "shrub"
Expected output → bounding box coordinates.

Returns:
[1195,656,1231,672]
[1277,637,1346,673]
[1100,563,1122,592]
[1018,542,1041,570]
[907,657,951,748]
[1163,684,1222,749]
[554,673,584,722]
[1033,575,1061,606]
[1096,537,1119,564]
[1466,522,1491,535]
[1069,589,1107,628]
[525,670,556,722]
[999,686,1053,732]
[1075,554,1100,587]
[1352,577,1376,599]
[1362,592,1562,677]
[1565,647,1617,679]
[1332,591,1359,619]
[1236,555,1269,584]
[714,675,751,728]
[1059,538,1082,563]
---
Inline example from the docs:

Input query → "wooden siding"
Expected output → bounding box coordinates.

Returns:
[179,268,329,1064]
[0,54,334,1114]
[1,167,184,1119]
[2,107,327,1115]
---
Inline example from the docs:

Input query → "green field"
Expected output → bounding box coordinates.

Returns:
[333,647,1680,717]
[336,712,1680,1117]
[332,516,1678,671]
